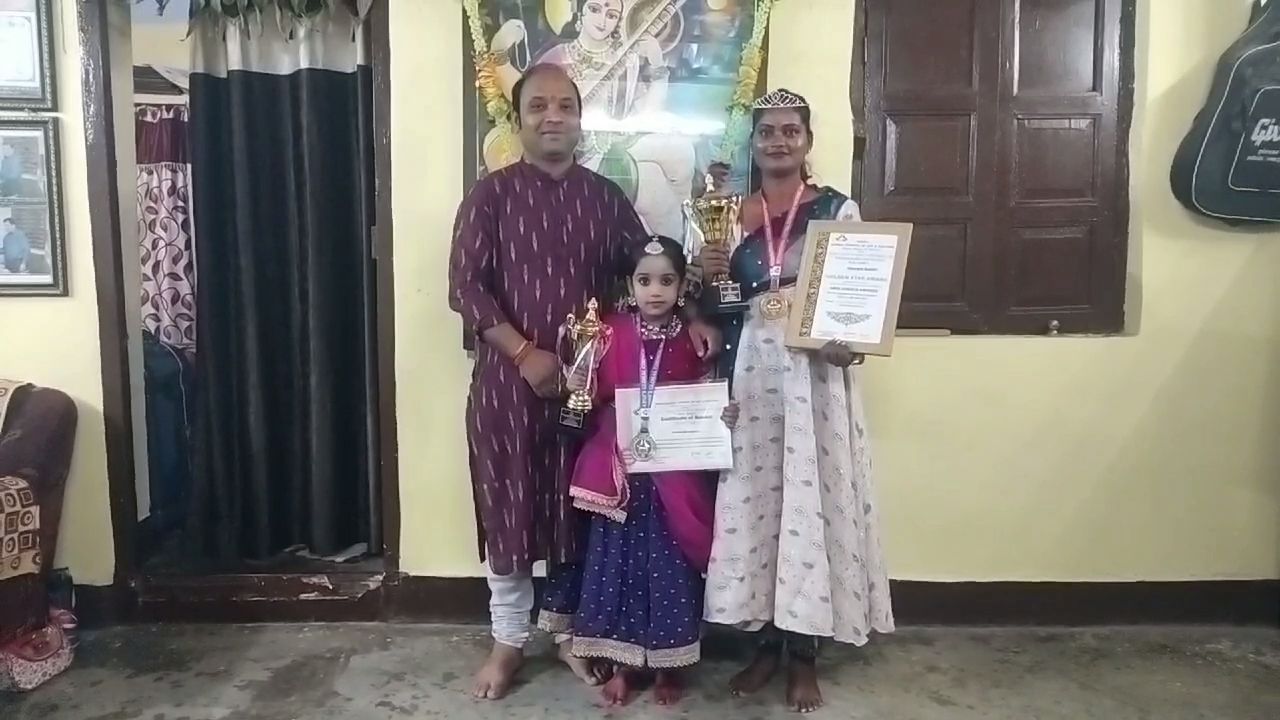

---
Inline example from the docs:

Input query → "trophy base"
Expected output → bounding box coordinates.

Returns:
[702,281,749,315]
[558,407,587,434]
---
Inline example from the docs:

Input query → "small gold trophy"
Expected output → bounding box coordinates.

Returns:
[687,172,746,315]
[559,298,605,432]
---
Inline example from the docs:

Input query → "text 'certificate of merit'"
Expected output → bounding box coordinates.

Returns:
[615,380,733,474]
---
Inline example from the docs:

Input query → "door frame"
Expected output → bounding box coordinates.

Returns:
[79,0,400,620]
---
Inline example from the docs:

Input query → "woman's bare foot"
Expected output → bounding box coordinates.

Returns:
[471,642,523,700]
[729,647,781,696]
[654,669,685,705]
[786,659,824,714]
[601,668,638,706]
[557,640,609,686]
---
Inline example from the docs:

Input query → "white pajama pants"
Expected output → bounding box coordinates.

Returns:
[487,566,535,649]
[487,564,571,649]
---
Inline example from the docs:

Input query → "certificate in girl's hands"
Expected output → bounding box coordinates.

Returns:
[615,380,734,473]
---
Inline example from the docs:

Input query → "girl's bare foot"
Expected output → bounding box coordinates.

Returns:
[654,669,685,705]
[729,647,780,696]
[601,668,638,706]
[786,659,824,714]
[471,642,523,700]
[557,641,609,686]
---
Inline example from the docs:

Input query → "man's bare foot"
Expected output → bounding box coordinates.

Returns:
[729,647,781,696]
[654,669,685,705]
[557,640,609,686]
[471,642,523,700]
[786,659,824,714]
[601,668,638,706]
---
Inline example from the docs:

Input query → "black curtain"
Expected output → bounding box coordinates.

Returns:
[186,17,378,563]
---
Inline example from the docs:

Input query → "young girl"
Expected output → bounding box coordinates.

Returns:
[698,88,896,713]
[538,236,724,706]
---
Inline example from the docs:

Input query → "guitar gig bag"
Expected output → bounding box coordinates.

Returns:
[1170,0,1280,224]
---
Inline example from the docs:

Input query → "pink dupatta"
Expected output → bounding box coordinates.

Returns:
[567,314,717,572]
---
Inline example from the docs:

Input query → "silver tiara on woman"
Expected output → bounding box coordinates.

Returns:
[753,89,808,110]
[644,239,665,254]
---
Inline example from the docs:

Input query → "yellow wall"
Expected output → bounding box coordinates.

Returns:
[392,0,1280,581]
[29,0,1279,586]
[0,0,115,585]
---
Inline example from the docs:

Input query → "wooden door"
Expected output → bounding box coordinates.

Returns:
[862,0,1131,333]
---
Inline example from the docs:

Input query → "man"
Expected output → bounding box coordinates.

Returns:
[2,218,29,273]
[447,64,717,701]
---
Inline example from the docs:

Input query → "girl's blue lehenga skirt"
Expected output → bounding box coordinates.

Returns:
[540,474,704,668]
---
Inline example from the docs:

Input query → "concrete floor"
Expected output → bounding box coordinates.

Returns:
[1,624,1277,719]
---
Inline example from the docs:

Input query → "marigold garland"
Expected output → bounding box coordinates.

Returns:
[718,0,777,162]
[461,0,522,168]
[463,1,514,123]
[459,0,779,169]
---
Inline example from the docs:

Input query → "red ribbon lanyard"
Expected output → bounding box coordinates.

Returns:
[761,183,806,291]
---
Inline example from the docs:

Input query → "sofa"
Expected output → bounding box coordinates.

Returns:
[0,380,77,645]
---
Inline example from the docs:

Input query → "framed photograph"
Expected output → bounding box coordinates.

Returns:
[1,118,65,296]
[785,221,913,357]
[0,0,55,111]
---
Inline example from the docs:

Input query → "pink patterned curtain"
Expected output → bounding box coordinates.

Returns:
[136,104,196,350]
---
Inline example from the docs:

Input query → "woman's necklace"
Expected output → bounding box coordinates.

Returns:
[567,38,622,160]
[758,183,807,322]
[567,37,620,77]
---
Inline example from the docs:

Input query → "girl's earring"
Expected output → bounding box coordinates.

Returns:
[626,296,638,308]
[677,296,686,308]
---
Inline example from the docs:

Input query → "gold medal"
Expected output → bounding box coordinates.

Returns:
[760,293,789,321]
[759,184,806,325]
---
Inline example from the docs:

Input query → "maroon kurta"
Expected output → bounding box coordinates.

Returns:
[448,161,647,575]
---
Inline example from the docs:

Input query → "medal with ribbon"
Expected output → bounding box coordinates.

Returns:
[759,183,807,322]
[630,316,668,462]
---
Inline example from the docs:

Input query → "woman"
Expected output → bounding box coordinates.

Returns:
[697,88,895,714]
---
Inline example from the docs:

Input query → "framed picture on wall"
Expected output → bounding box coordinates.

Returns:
[0,0,56,111]
[0,118,65,296]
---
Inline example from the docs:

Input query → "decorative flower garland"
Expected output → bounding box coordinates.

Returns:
[462,0,523,168]
[463,0,514,124]
[460,0,778,167]
[718,0,776,161]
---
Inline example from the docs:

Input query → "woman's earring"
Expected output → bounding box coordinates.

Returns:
[626,296,637,308]
[576,18,583,32]
[677,296,686,308]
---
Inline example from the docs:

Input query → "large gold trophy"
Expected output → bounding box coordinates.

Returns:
[558,298,606,432]
[687,172,746,315]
